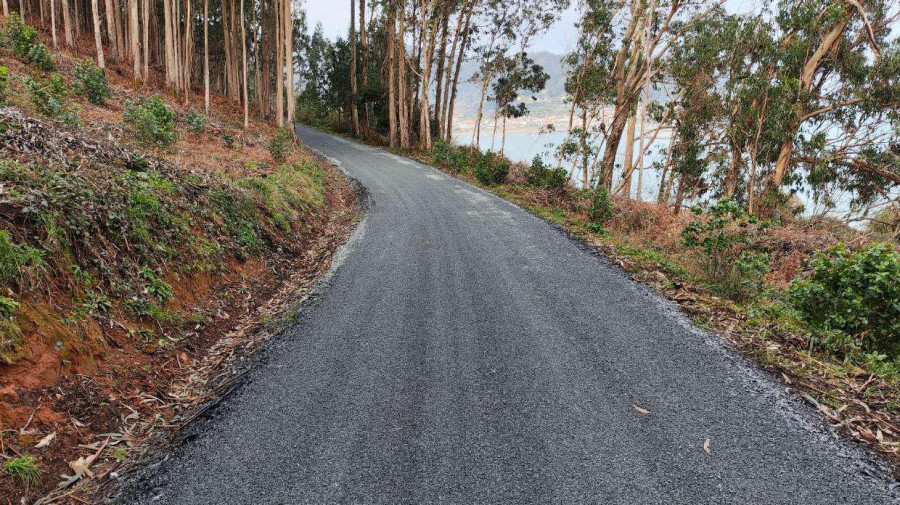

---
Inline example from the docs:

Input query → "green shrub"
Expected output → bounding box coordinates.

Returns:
[788,243,900,355]
[73,59,109,105]
[0,229,45,289]
[0,66,8,105]
[24,73,78,124]
[26,42,55,71]
[474,152,509,186]
[681,199,770,301]
[525,155,567,190]
[2,13,35,58]
[431,139,453,166]
[588,186,613,224]
[0,296,20,319]
[2,14,55,70]
[268,128,293,163]
[184,108,207,133]
[448,147,470,173]
[123,95,178,148]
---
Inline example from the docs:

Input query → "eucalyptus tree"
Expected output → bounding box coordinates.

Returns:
[762,0,898,216]
[489,53,549,156]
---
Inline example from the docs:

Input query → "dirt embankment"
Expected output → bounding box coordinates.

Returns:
[1,35,359,504]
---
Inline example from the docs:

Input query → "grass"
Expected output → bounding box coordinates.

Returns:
[3,456,41,486]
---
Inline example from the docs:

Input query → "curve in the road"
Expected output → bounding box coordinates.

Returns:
[119,126,897,505]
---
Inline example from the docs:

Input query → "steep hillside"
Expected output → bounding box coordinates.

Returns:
[0,16,357,503]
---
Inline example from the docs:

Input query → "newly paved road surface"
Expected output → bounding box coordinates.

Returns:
[123,127,897,504]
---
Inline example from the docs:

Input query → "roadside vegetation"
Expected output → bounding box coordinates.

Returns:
[0,12,355,503]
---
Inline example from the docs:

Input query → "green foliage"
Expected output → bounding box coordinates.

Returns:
[0,296,20,319]
[431,139,452,166]
[430,140,470,174]
[27,42,55,71]
[473,152,509,186]
[123,95,178,148]
[140,266,174,303]
[184,108,207,133]
[223,134,235,148]
[788,243,900,355]
[0,66,8,105]
[2,14,55,70]
[524,156,567,190]
[0,229,45,289]
[681,199,770,301]
[3,455,41,486]
[587,187,613,224]
[268,128,293,163]
[237,161,326,234]
[73,59,110,105]
[24,73,78,124]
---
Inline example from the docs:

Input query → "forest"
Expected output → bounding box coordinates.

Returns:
[299,0,898,226]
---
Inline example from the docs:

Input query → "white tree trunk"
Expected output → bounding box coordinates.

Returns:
[61,0,74,47]
[91,0,105,67]
[130,0,140,80]
[241,0,248,128]
[204,0,210,113]
[50,0,58,48]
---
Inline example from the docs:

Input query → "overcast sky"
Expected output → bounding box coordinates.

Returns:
[303,0,764,56]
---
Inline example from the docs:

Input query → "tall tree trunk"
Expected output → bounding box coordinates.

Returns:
[90,0,105,67]
[61,0,73,46]
[432,7,449,138]
[620,112,636,197]
[103,0,118,57]
[417,0,436,151]
[241,0,248,128]
[349,0,359,135]
[204,0,209,112]
[397,0,409,148]
[50,0,57,47]
[284,0,293,123]
[2,1,7,18]
[163,0,174,86]
[444,0,473,142]
[275,0,283,126]
[141,0,148,78]
[359,0,368,134]
[387,3,397,148]
[130,0,139,80]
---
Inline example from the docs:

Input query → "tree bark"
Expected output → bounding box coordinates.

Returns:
[433,6,449,138]
[61,0,73,47]
[50,0,57,47]
[444,0,473,141]
[90,0,105,67]
[359,0,369,134]
[130,0,139,80]
[275,0,284,126]
[397,0,409,148]
[141,0,148,78]
[387,2,397,147]
[241,0,248,128]
[204,0,210,112]
[350,0,360,135]
[284,0,294,123]
[620,112,636,197]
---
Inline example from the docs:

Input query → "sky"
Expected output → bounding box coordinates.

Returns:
[302,0,764,56]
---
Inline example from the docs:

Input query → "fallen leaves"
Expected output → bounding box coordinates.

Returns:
[633,404,651,415]
[34,432,56,449]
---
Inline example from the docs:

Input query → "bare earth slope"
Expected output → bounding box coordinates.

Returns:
[119,127,897,504]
